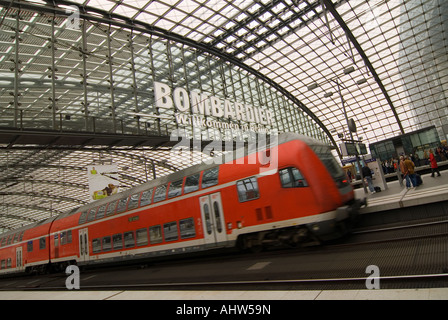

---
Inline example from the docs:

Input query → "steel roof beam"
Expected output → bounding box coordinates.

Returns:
[320,0,404,135]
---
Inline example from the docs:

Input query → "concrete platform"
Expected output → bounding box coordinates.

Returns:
[0,288,447,300]
[354,171,448,214]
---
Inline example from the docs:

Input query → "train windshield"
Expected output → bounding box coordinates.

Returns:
[311,145,347,186]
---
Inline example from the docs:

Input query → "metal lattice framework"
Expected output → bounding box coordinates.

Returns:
[0,0,447,232]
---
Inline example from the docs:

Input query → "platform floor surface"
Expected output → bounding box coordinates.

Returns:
[0,288,447,300]
[354,171,448,213]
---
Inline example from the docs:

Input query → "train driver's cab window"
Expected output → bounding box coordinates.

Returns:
[236,177,260,202]
[279,167,308,188]
[201,167,219,188]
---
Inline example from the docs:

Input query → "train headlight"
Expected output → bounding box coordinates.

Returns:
[227,222,232,230]
[237,221,243,229]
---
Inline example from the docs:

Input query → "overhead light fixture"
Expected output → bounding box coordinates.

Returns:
[307,83,318,91]
[343,66,355,75]
[356,78,367,85]
[323,91,334,98]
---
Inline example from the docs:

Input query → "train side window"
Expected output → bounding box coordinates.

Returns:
[201,167,219,188]
[127,193,140,210]
[153,184,167,203]
[203,203,212,235]
[61,232,66,245]
[168,179,183,198]
[106,200,118,216]
[124,231,135,248]
[1,260,5,269]
[113,233,123,250]
[140,189,153,207]
[163,222,179,242]
[78,211,88,225]
[102,236,112,252]
[116,198,128,214]
[136,228,149,246]
[27,241,33,253]
[279,167,308,188]
[67,230,72,244]
[236,177,260,202]
[149,225,162,244]
[180,218,196,239]
[96,205,106,220]
[87,208,97,222]
[184,173,200,194]
[92,238,101,253]
[54,234,59,247]
[39,237,46,250]
[6,258,11,268]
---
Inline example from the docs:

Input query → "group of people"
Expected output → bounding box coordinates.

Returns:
[363,148,444,193]
[398,149,442,189]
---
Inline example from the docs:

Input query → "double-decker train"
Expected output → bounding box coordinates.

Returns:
[0,133,365,275]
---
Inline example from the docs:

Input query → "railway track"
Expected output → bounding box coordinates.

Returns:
[1,218,447,291]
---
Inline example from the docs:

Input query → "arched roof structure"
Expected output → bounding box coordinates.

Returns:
[0,0,447,231]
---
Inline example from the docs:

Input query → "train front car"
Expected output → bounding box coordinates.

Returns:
[227,133,365,251]
[302,140,364,241]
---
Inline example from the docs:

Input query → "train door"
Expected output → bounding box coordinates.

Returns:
[15,247,23,271]
[199,192,227,246]
[78,228,89,263]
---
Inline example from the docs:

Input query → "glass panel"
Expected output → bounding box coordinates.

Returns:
[184,173,200,194]
[96,205,106,220]
[153,185,167,202]
[168,179,183,198]
[102,236,112,251]
[140,189,153,206]
[124,231,135,248]
[136,228,148,246]
[179,218,196,239]
[236,177,259,202]
[113,233,123,250]
[213,201,222,233]
[203,203,212,235]
[149,225,163,244]
[163,222,179,242]
[202,167,219,188]
[116,198,128,213]
[127,193,140,210]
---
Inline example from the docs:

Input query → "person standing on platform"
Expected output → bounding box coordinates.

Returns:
[429,149,441,177]
[403,155,417,188]
[362,165,375,194]
[399,156,411,188]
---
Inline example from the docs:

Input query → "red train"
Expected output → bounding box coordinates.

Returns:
[0,133,364,275]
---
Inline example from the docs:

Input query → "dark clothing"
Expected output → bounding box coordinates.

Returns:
[362,166,372,178]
